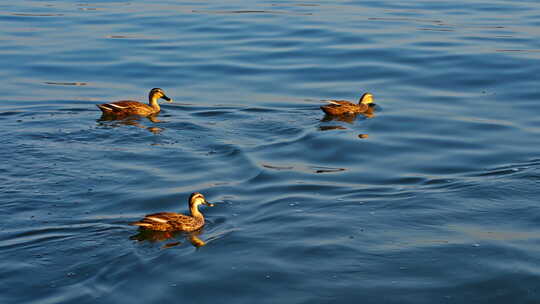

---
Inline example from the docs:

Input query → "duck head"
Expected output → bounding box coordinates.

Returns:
[358,92,374,105]
[189,192,214,208]
[149,88,173,103]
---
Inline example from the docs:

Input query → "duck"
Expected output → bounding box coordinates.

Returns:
[320,92,374,116]
[130,192,214,232]
[97,88,173,117]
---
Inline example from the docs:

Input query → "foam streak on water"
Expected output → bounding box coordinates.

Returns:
[1,1,540,303]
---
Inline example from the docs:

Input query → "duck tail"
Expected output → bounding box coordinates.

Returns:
[320,105,332,115]
[131,216,168,226]
[97,104,114,113]
[97,103,129,113]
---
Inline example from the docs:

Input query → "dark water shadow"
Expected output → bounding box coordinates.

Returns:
[130,228,207,248]
[319,125,347,131]
[11,13,64,17]
[44,81,88,86]
[469,158,540,179]
[191,9,312,16]
[262,163,347,174]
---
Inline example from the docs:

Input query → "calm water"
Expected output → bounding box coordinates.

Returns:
[2,0,540,303]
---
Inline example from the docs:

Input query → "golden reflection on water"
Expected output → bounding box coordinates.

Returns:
[449,224,537,241]
[97,114,164,134]
[130,228,207,248]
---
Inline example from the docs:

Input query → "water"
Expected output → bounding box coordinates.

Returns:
[1,0,540,303]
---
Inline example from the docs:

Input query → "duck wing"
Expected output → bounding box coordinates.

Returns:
[97,100,151,113]
[130,212,201,231]
[320,100,363,115]
[322,100,355,106]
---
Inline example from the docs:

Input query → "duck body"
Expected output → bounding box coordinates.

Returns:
[131,212,204,232]
[97,88,172,117]
[130,192,213,232]
[321,100,370,115]
[97,100,158,116]
[320,92,374,116]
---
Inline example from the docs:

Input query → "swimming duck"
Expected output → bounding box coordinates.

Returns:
[320,93,374,116]
[97,88,173,117]
[130,192,214,232]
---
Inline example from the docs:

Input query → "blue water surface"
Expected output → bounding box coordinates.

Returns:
[1,0,540,303]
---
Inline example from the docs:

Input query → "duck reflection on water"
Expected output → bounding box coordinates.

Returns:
[130,228,207,248]
[319,108,374,131]
[97,114,164,134]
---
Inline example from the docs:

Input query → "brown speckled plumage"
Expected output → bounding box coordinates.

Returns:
[130,192,213,232]
[97,88,172,117]
[320,92,374,116]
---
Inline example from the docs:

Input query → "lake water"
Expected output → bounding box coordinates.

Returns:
[1,0,540,303]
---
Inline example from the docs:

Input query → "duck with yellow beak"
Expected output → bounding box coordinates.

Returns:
[97,88,173,117]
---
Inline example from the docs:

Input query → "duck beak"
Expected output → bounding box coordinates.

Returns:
[161,95,173,103]
[204,200,215,207]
